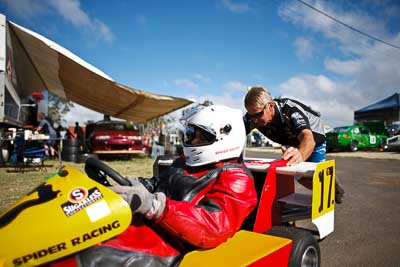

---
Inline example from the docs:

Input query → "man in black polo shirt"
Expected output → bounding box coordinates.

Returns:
[244,86,344,203]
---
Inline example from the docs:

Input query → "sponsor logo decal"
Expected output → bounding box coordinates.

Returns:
[62,187,103,217]
[215,146,240,155]
[68,187,88,203]
[291,112,307,127]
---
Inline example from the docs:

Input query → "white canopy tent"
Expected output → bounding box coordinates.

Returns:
[8,19,192,123]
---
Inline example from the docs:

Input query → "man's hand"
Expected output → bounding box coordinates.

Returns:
[282,146,304,166]
[110,180,166,220]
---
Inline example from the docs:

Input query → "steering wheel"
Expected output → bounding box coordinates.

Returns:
[84,157,131,186]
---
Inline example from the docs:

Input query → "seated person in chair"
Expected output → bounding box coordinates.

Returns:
[36,112,57,158]
[52,105,258,267]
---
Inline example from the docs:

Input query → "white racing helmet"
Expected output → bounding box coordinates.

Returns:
[180,105,246,166]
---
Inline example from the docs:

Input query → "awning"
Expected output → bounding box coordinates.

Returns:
[8,21,192,123]
[355,93,399,113]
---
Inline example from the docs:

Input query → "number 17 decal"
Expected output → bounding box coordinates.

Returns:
[318,165,334,212]
[312,160,335,220]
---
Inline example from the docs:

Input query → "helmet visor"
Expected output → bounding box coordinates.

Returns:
[183,124,216,147]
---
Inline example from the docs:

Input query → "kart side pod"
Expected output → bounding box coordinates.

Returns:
[0,167,132,267]
[180,230,292,267]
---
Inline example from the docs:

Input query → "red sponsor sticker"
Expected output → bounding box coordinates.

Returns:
[68,187,89,203]
[215,146,240,155]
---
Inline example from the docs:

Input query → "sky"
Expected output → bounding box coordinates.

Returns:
[1,0,399,127]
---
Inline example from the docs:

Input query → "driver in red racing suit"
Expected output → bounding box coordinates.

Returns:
[52,105,257,267]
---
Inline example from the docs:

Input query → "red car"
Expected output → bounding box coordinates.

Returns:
[86,120,144,155]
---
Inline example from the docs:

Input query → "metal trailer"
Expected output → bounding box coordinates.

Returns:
[0,14,47,164]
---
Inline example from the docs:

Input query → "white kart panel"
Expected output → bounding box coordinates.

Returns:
[312,210,334,239]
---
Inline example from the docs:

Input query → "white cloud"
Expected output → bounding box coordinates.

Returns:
[173,79,199,90]
[3,0,114,42]
[91,19,114,43]
[167,74,210,94]
[194,73,211,83]
[279,0,391,55]
[63,104,104,126]
[3,0,46,18]
[277,0,400,127]
[220,0,251,13]
[185,92,245,112]
[49,0,91,28]
[222,81,248,91]
[324,58,361,76]
[294,37,313,61]
[277,74,354,126]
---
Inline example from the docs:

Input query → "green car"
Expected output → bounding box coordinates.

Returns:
[326,125,388,152]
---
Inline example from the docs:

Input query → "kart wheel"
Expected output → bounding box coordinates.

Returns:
[349,141,358,152]
[266,226,320,267]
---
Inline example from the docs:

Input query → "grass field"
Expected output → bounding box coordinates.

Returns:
[0,156,155,213]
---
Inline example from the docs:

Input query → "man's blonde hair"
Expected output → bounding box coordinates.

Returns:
[244,86,273,109]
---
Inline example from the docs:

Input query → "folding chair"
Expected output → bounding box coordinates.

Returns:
[12,133,48,173]
[23,147,48,172]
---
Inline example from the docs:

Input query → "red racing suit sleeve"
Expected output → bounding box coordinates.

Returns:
[155,166,257,249]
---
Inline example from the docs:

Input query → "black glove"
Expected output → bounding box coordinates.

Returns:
[110,179,166,220]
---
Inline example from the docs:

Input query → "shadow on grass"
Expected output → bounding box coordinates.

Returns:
[5,163,54,173]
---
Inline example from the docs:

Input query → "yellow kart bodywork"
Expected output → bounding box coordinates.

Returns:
[0,167,132,267]
[180,230,292,267]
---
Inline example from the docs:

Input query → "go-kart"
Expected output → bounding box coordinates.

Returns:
[0,156,336,267]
